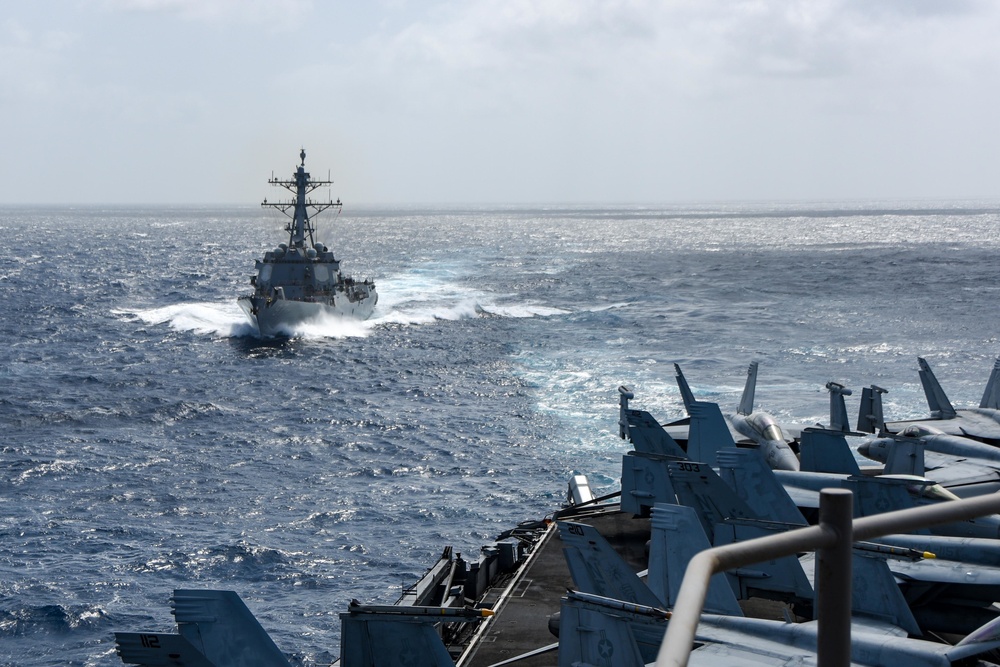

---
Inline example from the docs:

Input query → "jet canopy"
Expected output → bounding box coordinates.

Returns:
[746,412,787,442]
[901,423,947,438]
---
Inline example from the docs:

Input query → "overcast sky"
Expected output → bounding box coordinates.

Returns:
[2,0,999,205]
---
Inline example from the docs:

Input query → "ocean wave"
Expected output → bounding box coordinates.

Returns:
[0,603,111,637]
[134,542,300,581]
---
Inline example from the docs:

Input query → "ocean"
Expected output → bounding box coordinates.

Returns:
[2,201,999,665]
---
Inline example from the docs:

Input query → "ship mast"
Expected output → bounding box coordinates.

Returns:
[261,148,341,249]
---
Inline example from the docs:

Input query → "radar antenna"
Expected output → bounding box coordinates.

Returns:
[260,148,340,249]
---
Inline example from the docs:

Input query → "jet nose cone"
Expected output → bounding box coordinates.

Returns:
[858,442,871,457]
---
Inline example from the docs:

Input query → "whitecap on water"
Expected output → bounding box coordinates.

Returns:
[122,302,254,337]
[371,267,570,324]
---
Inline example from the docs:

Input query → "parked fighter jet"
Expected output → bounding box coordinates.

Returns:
[618,386,1000,537]
[674,361,800,471]
[666,449,1000,634]
[556,518,1000,667]
[881,356,1000,444]
[116,589,492,667]
[855,384,1000,497]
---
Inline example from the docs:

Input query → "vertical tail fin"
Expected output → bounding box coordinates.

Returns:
[880,437,926,476]
[673,363,696,411]
[798,428,862,476]
[666,459,758,541]
[848,552,922,635]
[170,590,290,667]
[557,592,667,667]
[856,385,888,434]
[980,356,1000,410]
[648,503,744,616]
[620,451,679,517]
[339,611,464,667]
[558,521,664,608]
[618,385,634,440]
[618,386,687,458]
[917,357,957,419]
[686,401,736,468]
[116,590,290,667]
[711,519,814,603]
[842,476,924,525]
[715,448,807,525]
[737,361,758,416]
[826,382,853,433]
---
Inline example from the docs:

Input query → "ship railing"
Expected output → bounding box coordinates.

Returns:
[657,488,1000,667]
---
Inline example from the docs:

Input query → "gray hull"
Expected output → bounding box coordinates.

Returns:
[238,291,377,337]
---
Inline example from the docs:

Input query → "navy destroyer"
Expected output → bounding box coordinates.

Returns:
[238,150,377,336]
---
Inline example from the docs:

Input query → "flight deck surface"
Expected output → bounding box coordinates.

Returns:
[462,506,650,667]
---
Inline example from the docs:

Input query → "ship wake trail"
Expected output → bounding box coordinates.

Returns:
[372,270,570,326]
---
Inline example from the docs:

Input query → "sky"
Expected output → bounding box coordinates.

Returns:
[2,0,999,205]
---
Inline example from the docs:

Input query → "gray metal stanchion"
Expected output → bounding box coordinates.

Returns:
[816,488,853,667]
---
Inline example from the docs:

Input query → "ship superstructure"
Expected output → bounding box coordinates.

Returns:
[238,149,377,336]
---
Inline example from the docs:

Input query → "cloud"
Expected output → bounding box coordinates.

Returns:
[354,0,1000,102]
[3,0,1000,203]
[97,0,313,25]
[0,19,76,102]
[322,0,1000,201]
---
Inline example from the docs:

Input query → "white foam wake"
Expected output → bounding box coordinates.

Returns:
[123,302,257,337]
[121,267,570,339]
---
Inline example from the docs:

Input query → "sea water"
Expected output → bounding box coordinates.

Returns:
[2,202,1000,665]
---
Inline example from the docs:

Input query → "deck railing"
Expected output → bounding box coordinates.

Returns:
[657,488,1000,667]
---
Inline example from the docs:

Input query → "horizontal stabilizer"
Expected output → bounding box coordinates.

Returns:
[115,632,215,667]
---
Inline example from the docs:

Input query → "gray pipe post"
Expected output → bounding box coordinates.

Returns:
[815,488,853,667]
